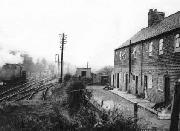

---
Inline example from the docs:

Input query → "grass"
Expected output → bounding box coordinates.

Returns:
[0,76,141,131]
[0,101,75,130]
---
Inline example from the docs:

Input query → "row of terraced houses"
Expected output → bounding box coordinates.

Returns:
[111,9,180,104]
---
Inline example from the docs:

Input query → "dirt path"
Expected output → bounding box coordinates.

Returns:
[87,85,177,130]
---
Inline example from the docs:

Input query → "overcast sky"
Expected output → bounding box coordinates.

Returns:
[0,0,179,70]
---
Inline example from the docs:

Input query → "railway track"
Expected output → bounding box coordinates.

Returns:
[0,76,56,103]
[27,83,55,100]
[14,82,54,101]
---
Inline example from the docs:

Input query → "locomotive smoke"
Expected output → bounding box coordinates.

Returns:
[0,47,23,67]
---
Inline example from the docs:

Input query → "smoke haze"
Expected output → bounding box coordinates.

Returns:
[0,47,22,67]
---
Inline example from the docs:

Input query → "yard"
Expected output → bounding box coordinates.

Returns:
[87,85,174,130]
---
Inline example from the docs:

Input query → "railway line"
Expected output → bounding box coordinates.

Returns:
[0,76,57,103]
[28,82,55,100]
[14,82,54,101]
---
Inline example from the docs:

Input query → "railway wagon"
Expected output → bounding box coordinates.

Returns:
[0,64,26,84]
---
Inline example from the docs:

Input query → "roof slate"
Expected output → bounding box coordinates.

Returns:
[116,11,180,50]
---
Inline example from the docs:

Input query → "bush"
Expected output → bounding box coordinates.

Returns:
[66,80,91,116]
[98,108,139,131]
[63,73,72,82]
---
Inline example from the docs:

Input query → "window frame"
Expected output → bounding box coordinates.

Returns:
[157,75,163,92]
[147,75,153,89]
[175,34,180,48]
[159,39,164,55]
[149,42,153,56]
[174,34,180,52]
[122,50,126,59]
[119,51,122,60]
[133,46,138,58]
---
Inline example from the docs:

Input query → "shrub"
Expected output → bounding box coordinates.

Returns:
[96,106,140,131]
[63,73,72,82]
[66,80,91,116]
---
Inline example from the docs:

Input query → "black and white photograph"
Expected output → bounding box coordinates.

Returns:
[0,0,180,130]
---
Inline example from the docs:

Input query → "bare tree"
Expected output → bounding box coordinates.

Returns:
[97,66,113,75]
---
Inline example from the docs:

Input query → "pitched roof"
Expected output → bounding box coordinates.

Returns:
[115,11,180,50]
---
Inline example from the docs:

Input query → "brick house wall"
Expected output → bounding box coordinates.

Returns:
[114,47,130,91]
[113,28,180,104]
[141,29,180,103]
[129,43,142,95]
[112,9,180,104]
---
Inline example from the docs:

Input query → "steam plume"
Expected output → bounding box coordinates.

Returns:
[0,47,22,67]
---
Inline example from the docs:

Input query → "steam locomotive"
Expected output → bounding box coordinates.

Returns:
[0,64,26,85]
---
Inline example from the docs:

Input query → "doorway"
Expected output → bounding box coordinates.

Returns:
[113,75,114,87]
[144,75,148,98]
[117,73,119,88]
[81,71,86,77]
[125,74,128,91]
[135,76,138,94]
[164,76,170,105]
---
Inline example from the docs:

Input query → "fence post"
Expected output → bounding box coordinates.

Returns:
[170,81,180,131]
[134,102,138,125]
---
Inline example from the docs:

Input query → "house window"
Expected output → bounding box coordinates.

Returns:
[133,75,135,80]
[124,53,126,59]
[119,51,122,60]
[133,47,138,58]
[157,76,163,91]
[159,39,163,55]
[119,73,121,81]
[122,51,126,59]
[175,34,180,52]
[148,75,153,89]
[149,42,153,56]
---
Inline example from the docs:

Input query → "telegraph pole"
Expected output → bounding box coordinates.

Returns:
[170,80,180,131]
[59,33,67,83]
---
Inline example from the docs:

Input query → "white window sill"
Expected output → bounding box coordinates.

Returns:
[159,51,163,55]
[174,48,180,52]
[157,89,163,92]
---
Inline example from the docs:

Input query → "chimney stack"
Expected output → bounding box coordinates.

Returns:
[148,9,165,27]
[87,62,88,69]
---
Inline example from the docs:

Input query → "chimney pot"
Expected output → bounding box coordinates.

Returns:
[148,9,165,27]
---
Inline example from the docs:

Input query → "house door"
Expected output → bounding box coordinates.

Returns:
[117,73,119,88]
[144,75,148,98]
[164,76,170,105]
[113,75,114,87]
[135,76,138,94]
[125,74,128,91]
[81,71,86,77]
